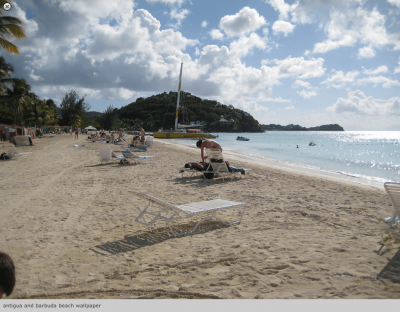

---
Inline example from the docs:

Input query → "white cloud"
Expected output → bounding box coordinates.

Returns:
[146,0,187,6]
[322,70,360,88]
[388,0,400,9]
[201,21,208,28]
[219,7,266,37]
[266,0,295,21]
[210,29,224,40]
[358,46,375,58]
[285,105,295,110]
[327,90,400,116]
[355,76,400,88]
[274,57,326,79]
[272,21,295,36]
[297,90,317,99]
[229,33,267,58]
[292,80,312,89]
[235,100,269,112]
[169,8,190,26]
[362,66,388,75]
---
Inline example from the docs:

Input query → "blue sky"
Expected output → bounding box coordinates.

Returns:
[2,0,400,130]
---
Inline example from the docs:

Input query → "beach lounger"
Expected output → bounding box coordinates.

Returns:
[7,145,32,159]
[98,146,125,164]
[380,182,400,245]
[203,149,252,181]
[177,167,204,178]
[121,151,153,165]
[129,191,247,236]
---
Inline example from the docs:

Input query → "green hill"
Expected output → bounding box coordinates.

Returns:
[118,91,264,132]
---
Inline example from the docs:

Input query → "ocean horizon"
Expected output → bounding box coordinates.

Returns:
[166,131,400,188]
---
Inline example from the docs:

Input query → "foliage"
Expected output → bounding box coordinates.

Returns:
[60,90,90,128]
[1,78,38,125]
[118,91,264,132]
[96,105,119,130]
[0,0,26,55]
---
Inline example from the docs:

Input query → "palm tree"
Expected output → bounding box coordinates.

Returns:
[0,0,26,54]
[0,56,16,93]
[3,78,38,126]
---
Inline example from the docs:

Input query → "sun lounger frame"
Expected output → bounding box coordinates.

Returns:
[380,182,400,245]
[177,167,204,178]
[129,191,247,237]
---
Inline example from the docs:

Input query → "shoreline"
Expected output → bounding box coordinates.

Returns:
[155,139,384,189]
[1,134,399,300]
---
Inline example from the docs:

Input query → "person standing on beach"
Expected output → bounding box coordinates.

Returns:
[75,128,79,140]
[0,252,16,299]
[138,127,146,143]
[196,139,222,163]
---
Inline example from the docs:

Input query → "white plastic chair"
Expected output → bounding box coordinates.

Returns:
[380,182,400,245]
[98,146,124,164]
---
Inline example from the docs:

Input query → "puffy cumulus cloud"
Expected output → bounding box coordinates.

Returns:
[266,0,294,21]
[388,0,400,9]
[146,0,187,6]
[355,76,400,88]
[312,7,390,54]
[272,20,295,36]
[297,90,317,99]
[210,29,224,40]
[229,33,267,58]
[322,70,360,88]
[358,46,375,58]
[234,100,269,112]
[219,7,266,37]
[285,105,295,110]
[362,66,388,75]
[201,21,208,28]
[292,79,312,89]
[169,8,190,26]
[275,57,326,79]
[327,90,400,116]
[7,2,39,36]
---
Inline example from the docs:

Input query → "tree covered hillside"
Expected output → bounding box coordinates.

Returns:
[118,91,264,132]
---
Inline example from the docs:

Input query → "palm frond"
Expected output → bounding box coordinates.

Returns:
[0,37,18,54]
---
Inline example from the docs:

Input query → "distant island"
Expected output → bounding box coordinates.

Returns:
[261,124,345,131]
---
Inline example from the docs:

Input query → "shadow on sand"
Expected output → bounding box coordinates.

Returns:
[377,248,400,284]
[90,219,229,256]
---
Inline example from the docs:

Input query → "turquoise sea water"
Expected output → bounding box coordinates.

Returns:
[168,131,400,186]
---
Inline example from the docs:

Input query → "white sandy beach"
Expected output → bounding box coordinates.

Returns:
[0,134,399,299]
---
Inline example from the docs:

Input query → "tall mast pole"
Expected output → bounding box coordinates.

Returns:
[175,62,183,130]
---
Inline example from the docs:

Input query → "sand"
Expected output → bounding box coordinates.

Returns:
[0,134,399,299]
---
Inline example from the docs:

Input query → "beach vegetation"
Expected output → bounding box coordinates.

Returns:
[0,0,26,55]
[1,78,38,126]
[60,90,90,129]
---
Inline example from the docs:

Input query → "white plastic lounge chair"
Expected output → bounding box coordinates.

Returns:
[121,150,153,165]
[203,148,252,181]
[5,145,32,159]
[380,182,400,245]
[99,146,124,164]
[129,191,247,236]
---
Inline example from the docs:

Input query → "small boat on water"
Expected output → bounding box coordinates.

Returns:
[237,136,250,141]
[309,141,316,146]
